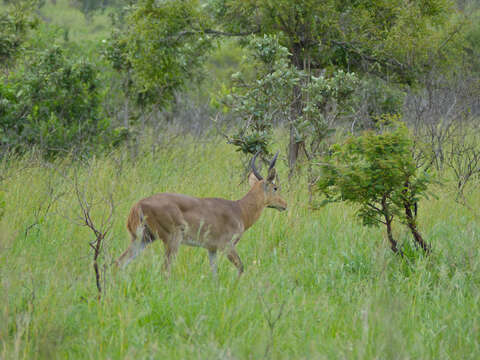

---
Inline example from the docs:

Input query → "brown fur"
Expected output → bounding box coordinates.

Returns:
[116,170,286,276]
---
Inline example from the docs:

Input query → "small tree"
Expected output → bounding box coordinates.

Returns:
[317,121,432,254]
[221,35,298,157]
[222,35,358,165]
[69,168,115,301]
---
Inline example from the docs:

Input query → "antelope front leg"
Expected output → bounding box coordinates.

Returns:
[208,250,218,278]
[226,247,244,276]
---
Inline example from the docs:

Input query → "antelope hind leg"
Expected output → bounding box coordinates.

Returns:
[116,237,146,269]
[226,247,244,276]
[116,224,155,269]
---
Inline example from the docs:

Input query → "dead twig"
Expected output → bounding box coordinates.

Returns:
[258,292,287,359]
[72,169,115,301]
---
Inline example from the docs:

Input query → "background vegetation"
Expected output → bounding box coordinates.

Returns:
[1,0,480,358]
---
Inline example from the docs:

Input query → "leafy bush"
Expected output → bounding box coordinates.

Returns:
[0,46,114,157]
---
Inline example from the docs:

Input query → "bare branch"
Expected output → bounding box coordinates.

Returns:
[67,167,116,301]
[258,292,288,359]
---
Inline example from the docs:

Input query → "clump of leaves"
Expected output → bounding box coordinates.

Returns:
[317,120,432,254]
[221,35,297,157]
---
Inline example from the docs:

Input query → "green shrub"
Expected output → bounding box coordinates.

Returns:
[0,45,113,157]
[317,121,432,254]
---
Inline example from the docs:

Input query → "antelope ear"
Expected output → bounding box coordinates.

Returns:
[248,171,260,187]
[267,167,276,182]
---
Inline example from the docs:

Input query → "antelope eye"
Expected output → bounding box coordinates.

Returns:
[273,186,278,192]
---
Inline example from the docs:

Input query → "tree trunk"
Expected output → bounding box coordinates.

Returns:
[123,71,131,129]
[402,181,430,253]
[124,95,129,129]
[287,42,305,175]
[288,123,300,171]
[385,215,401,254]
[404,200,431,253]
[382,195,402,255]
[92,234,103,301]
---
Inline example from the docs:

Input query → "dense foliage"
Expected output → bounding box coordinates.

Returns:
[208,0,463,167]
[210,0,457,78]
[105,0,213,110]
[0,46,111,156]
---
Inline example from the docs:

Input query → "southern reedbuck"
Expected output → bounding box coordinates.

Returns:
[116,152,287,276]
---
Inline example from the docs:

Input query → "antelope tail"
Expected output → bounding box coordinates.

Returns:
[135,206,155,244]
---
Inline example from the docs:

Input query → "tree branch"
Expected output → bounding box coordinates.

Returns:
[327,39,408,71]
[166,27,261,43]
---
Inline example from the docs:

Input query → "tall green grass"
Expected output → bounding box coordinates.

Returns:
[1,137,479,359]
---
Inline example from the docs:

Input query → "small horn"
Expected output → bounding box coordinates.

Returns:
[251,151,263,180]
[268,151,279,171]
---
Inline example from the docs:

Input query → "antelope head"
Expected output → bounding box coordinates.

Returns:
[249,151,287,211]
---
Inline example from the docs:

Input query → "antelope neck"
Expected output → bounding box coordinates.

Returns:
[237,182,266,230]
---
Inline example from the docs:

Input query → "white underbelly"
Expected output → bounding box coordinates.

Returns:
[181,237,206,248]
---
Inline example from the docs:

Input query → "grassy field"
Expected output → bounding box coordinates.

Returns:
[1,137,479,359]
